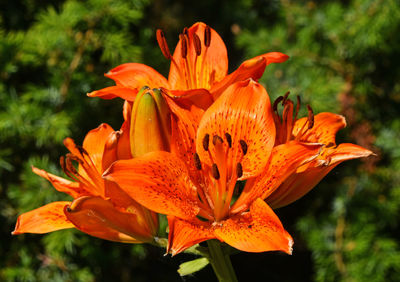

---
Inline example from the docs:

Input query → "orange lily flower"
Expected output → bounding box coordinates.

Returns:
[263,94,374,208]
[13,123,158,243]
[104,79,323,255]
[88,22,289,104]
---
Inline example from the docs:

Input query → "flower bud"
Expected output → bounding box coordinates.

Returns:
[130,87,171,157]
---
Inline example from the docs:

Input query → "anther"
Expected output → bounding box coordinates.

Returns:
[204,25,211,47]
[273,96,284,112]
[202,134,210,151]
[239,140,248,155]
[212,163,220,180]
[225,133,232,148]
[183,27,188,36]
[77,145,89,156]
[282,91,290,104]
[66,206,72,212]
[192,33,202,56]
[212,135,223,145]
[180,34,188,59]
[236,162,243,178]
[156,29,172,60]
[194,153,202,170]
[307,105,314,129]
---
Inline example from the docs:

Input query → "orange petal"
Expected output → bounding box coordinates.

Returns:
[214,198,293,254]
[32,166,88,198]
[210,52,289,100]
[65,196,153,243]
[168,22,228,90]
[196,79,276,179]
[87,85,137,101]
[167,216,215,256]
[116,120,132,160]
[267,143,374,208]
[232,141,322,213]
[82,123,114,170]
[104,151,200,220]
[329,143,375,165]
[106,63,169,90]
[164,88,214,112]
[293,112,346,145]
[12,201,74,235]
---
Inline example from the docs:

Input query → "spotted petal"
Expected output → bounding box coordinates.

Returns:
[196,79,276,179]
[167,216,215,256]
[214,198,293,253]
[104,151,200,220]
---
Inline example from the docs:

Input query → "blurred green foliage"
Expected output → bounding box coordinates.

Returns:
[1,0,399,281]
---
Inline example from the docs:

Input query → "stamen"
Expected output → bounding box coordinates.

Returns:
[66,206,72,212]
[236,163,243,178]
[204,25,211,47]
[65,156,77,174]
[156,29,172,60]
[193,33,202,56]
[273,96,284,112]
[203,134,210,151]
[282,91,290,104]
[180,34,188,59]
[183,27,188,36]
[194,153,202,170]
[225,133,232,148]
[307,105,314,129]
[212,163,220,180]
[239,140,248,155]
[212,135,223,145]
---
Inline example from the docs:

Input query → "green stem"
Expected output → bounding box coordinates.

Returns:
[207,240,238,282]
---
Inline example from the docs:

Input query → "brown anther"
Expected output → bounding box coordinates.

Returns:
[236,163,243,178]
[225,133,232,148]
[183,27,188,36]
[307,105,314,129]
[193,33,202,56]
[239,140,248,155]
[273,96,284,112]
[282,91,290,104]
[180,34,188,58]
[204,25,211,47]
[77,145,89,156]
[194,153,202,170]
[212,163,220,180]
[203,134,210,151]
[66,206,72,212]
[212,135,223,146]
[156,29,172,60]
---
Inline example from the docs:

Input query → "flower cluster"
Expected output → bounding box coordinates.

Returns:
[13,23,373,259]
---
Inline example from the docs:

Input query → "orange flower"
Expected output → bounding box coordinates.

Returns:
[104,79,323,255]
[13,123,158,243]
[88,22,288,103]
[264,94,374,208]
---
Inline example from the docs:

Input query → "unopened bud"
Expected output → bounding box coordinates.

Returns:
[130,87,171,157]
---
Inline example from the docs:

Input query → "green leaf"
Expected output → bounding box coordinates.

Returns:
[177,257,210,276]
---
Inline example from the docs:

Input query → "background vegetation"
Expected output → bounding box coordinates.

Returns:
[1,0,399,281]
